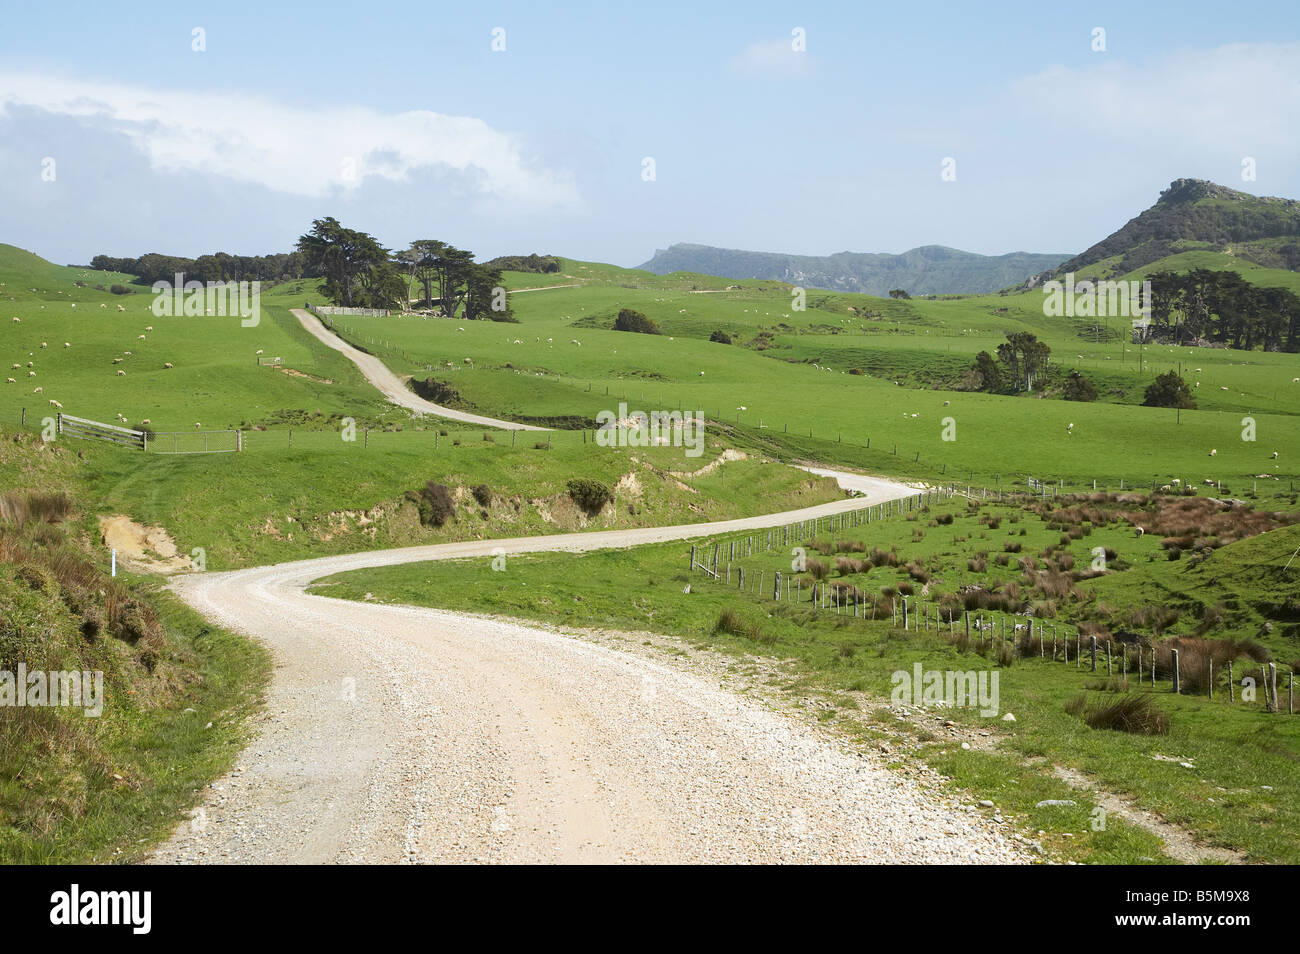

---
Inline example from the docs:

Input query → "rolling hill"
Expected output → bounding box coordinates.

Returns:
[636,243,1069,296]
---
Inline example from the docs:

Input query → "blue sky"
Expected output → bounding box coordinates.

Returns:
[2,0,1298,267]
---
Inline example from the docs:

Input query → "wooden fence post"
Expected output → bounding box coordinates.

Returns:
[1171,649,1180,694]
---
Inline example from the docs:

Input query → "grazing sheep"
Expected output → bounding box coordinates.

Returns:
[70,303,75,308]
[27,371,35,377]
[145,326,153,331]
[99,303,106,309]
[1135,527,1145,537]
[1066,422,1074,433]
[163,362,173,369]
[116,370,125,376]
[141,419,150,425]
[463,357,472,364]
[138,334,146,340]
[49,400,61,409]
[116,305,125,312]
[10,363,17,370]
[255,349,264,355]
[1209,448,1217,456]
[194,422,201,429]
[32,386,40,392]
[40,342,47,349]
[112,358,122,364]
[10,317,18,323]
[63,342,70,348]
[1271,451,1279,459]
[123,351,131,356]
[4,378,13,384]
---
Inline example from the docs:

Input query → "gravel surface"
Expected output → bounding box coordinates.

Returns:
[293,308,550,431]
[148,470,1032,865]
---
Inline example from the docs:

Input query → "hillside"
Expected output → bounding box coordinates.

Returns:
[637,243,1068,296]
[1051,179,1300,280]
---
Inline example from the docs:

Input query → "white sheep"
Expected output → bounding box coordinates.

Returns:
[112,358,122,364]
[116,370,125,376]
[1209,448,1217,457]
[1271,451,1279,459]
[49,400,61,409]
[27,371,35,377]
[40,342,47,349]
[10,317,18,323]
[141,419,151,425]
[194,422,202,429]
[255,349,264,355]
[10,363,17,370]
[4,378,13,384]
[145,326,153,331]
[163,362,173,369]
[63,342,70,348]
[32,386,40,392]
[70,303,75,308]
[116,304,125,312]
[137,334,146,340]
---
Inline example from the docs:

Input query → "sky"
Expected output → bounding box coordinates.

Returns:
[1,0,1298,268]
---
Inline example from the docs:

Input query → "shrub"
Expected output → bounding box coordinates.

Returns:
[613,308,661,335]
[410,481,455,527]
[471,484,492,507]
[709,330,732,344]
[567,478,613,514]
[1062,370,1097,402]
[109,284,132,295]
[1143,370,1196,409]
[805,558,829,581]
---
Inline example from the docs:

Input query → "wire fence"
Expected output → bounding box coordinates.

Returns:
[686,484,1298,715]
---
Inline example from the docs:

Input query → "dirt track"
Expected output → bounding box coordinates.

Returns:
[148,471,1031,865]
[293,308,550,431]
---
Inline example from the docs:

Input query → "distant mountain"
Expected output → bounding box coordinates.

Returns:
[636,243,1069,296]
[1049,178,1300,280]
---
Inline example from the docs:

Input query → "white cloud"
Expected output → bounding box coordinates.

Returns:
[732,39,808,76]
[0,72,579,206]
[1009,42,1300,154]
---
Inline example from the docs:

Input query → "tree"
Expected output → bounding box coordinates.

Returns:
[888,289,911,299]
[464,265,514,321]
[996,331,1051,391]
[297,217,390,307]
[973,351,1003,392]
[613,308,661,334]
[1143,370,1196,409]
[1061,370,1097,402]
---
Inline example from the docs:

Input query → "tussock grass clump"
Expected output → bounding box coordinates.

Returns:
[805,558,830,581]
[1066,693,1170,735]
[471,484,492,507]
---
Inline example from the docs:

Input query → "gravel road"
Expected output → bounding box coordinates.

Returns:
[293,308,550,431]
[148,470,1031,864]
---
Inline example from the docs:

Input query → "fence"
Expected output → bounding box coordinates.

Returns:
[147,429,242,455]
[57,413,146,450]
[685,485,1298,716]
[305,301,391,318]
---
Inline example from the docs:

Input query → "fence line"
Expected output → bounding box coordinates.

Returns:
[305,301,391,318]
[686,484,1297,715]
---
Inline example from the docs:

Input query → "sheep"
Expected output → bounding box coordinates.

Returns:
[10,363,17,370]
[40,342,47,349]
[26,362,33,368]
[463,357,472,364]
[123,351,131,356]
[194,422,202,429]
[116,304,124,312]
[137,334,146,340]
[1135,527,1145,537]
[1271,451,1279,459]
[10,317,18,323]
[49,400,62,409]
[141,419,151,425]
[116,370,125,376]
[1209,448,1217,457]
[27,371,35,377]
[112,358,122,364]
[4,378,13,384]
[163,362,173,369]
[1066,422,1075,433]
[99,303,106,309]
[145,326,153,331]
[32,386,40,392]
[255,349,264,355]
[70,303,75,308]
[63,342,70,348]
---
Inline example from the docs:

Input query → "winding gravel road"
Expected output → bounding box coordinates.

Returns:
[148,470,1030,864]
[293,308,550,431]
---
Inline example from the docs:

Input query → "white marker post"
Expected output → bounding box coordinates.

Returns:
[111,549,117,578]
